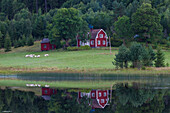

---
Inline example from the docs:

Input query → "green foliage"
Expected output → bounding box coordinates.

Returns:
[114,15,132,44]
[113,44,130,68]
[4,32,11,52]
[0,31,3,48]
[155,48,165,67]
[129,42,145,68]
[110,38,123,47]
[27,34,34,46]
[67,45,91,51]
[131,3,163,43]
[51,8,82,47]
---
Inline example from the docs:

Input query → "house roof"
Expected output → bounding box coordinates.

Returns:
[92,99,103,109]
[90,29,101,39]
[41,38,50,43]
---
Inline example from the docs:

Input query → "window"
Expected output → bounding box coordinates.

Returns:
[92,93,95,97]
[98,40,100,45]
[44,44,47,48]
[103,40,105,45]
[99,92,101,97]
[101,99,105,103]
[104,92,106,97]
[100,34,103,38]
[45,90,48,94]
[91,40,94,45]
[81,93,83,97]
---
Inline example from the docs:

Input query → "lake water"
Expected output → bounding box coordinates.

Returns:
[0,73,169,113]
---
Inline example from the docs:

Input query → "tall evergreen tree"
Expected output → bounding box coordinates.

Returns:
[155,48,165,67]
[4,32,11,52]
[0,31,3,48]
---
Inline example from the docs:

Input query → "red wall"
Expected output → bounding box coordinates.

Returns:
[41,43,56,51]
[42,88,57,96]
[97,31,107,47]
[90,39,95,47]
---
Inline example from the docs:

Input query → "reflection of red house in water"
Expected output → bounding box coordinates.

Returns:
[77,29,108,48]
[78,90,110,109]
[41,88,57,100]
[41,38,56,51]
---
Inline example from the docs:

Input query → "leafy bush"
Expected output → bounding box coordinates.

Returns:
[111,38,123,47]
[67,45,91,51]
[67,46,79,51]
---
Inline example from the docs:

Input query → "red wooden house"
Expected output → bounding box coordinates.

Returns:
[41,88,57,100]
[41,38,56,51]
[78,90,109,109]
[77,29,108,48]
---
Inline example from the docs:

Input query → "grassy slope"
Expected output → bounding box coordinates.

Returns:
[0,41,170,75]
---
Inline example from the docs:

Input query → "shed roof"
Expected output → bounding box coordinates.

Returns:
[41,38,50,43]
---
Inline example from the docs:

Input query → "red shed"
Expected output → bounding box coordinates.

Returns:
[41,38,56,51]
[42,87,57,96]
[77,29,108,48]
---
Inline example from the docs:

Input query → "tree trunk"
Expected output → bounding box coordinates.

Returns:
[123,38,126,46]
[36,0,38,13]
[45,0,47,13]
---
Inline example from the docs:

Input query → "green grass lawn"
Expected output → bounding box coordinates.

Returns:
[0,49,116,69]
[0,44,170,75]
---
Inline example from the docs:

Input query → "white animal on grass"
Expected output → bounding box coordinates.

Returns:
[37,55,40,58]
[25,55,30,57]
[45,85,50,87]
[44,54,49,57]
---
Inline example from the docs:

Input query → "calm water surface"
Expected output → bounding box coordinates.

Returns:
[0,73,169,113]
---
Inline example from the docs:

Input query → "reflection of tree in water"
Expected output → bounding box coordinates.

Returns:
[48,89,91,113]
[0,86,169,113]
[115,83,168,113]
[0,88,47,113]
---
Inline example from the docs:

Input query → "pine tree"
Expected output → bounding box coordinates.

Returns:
[22,35,26,46]
[4,32,11,52]
[113,44,130,68]
[27,34,34,46]
[155,48,165,67]
[0,31,3,48]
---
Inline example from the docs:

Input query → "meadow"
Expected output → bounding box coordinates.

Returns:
[0,42,170,75]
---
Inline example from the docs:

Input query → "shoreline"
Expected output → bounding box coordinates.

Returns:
[0,67,170,76]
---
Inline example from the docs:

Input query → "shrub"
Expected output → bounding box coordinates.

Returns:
[67,46,79,51]
[4,32,11,52]
[80,45,91,50]
[155,48,165,67]
[67,45,91,51]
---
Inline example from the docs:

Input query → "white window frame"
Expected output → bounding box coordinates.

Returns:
[100,34,103,38]
[103,40,105,45]
[92,93,95,97]
[101,99,104,103]
[104,92,106,97]
[44,44,47,48]
[81,93,83,97]
[91,40,94,45]
[99,92,101,97]
[79,41,81,45]
[98,40,100,45]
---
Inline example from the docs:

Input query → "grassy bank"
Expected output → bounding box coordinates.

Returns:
[0,79,153,88]
[0,42,170,75]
